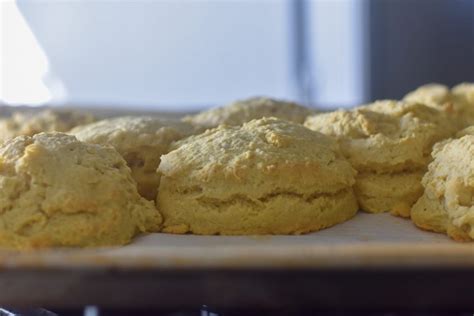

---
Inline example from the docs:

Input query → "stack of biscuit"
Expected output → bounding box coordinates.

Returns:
[304,100,458,217]
[0,85,473,249]
[157,117,358,235]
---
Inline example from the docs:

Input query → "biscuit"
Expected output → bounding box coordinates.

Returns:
[404,82,474,126]
[355,171,424,218]
[0,133,162,249]
[452,82,474,108]
[411,135,474,241]
[183,97,313,130]
[456,125,474,138]
[403,83,451,109]
[157,117,358,235]
[304,101,457,215]
[71,116,194,200]
[0,108,95,143]
[452,82,474,124]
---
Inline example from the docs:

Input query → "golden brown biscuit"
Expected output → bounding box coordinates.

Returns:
[0,133,161,249]
[183,97,313,130]
[355,171,424,218]
[403,82,474,126]
[411,194,469,241]
[452,82,474,108]
[456,125,474,138]
[0,108,95,143]
[411,135,474,241]
[304,101,457,215]
[158,117,358,235]
[71,116,194,200]
[403,83,451,109]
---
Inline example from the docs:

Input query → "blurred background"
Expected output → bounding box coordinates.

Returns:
[1,0,473,111]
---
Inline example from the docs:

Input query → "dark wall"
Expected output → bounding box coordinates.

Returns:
[369,0,474,100]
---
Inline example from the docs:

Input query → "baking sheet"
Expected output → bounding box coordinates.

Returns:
[0,107,472,270]
[1,213,473,270]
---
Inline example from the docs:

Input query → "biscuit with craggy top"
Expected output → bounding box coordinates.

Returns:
[0,108,95,143]
[0,133,162,249]
[157,117,358,235]
[403,83,451,109]
[182,97,313,130]
[411,135,474,241]
[71,116,194,200]
[403,82,474,126]
[304,101,457,216]
[452,83,474,108]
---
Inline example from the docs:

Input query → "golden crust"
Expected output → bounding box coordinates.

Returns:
[158,117,357,235]
[71,116,194,200]
[0,133,162,249]
[183,97,313,130]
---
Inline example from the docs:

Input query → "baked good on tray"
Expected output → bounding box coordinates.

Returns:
[403,83,451,109]
[0,133,161,249]
[403,82,474,127]
[157,117,358,235]
[0,108,95,143]
[304,100,457,217]
[182,96,313,131]
[411,135,474,241]
[71,116,194,200]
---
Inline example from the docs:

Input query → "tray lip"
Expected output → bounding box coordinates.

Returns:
[1,242,473,271]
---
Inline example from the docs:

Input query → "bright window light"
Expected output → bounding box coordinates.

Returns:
[0,0,56,105]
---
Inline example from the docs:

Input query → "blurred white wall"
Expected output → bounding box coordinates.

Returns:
[1,0,366,110]
[309,0,367,107]
[14,0,295,110]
